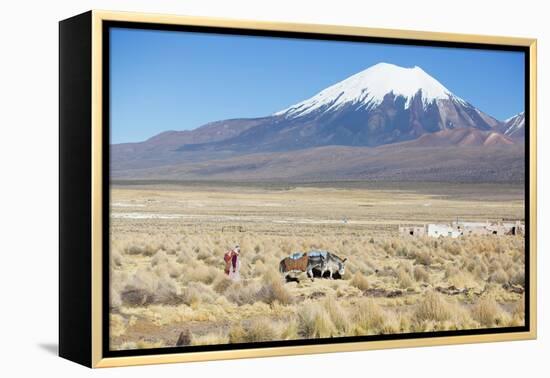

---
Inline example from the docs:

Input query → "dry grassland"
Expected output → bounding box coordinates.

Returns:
[109,182,525,350]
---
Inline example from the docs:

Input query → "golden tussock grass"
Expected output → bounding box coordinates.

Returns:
[110,314,127,337]
[413,265,429,283]
[109,184,525,348]
[191,332,229,346]
[279,320,299,340]
[350,271,370,291]
[322,296,350,334]
[298,302,337,338]
[396,263,414,289]
[414,291,453,323]
[117,267,182,306]
[352,298,387,334]
[258,269,294,305]
[228,318,277,343]
[471,296,503,327]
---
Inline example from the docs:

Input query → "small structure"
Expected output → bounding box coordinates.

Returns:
[398,219,524,238]
[427,224,461,238]
[514,223,525,236]
[453,220,525,236]
[398,225,426,237]
[453,221,490,236]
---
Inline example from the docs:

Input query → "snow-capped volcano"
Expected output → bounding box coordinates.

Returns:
[113,62,519,176]
[275,63,467,118]
[201,62,501,151]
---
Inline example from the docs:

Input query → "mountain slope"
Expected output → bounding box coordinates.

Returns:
[112,118,268,171]
[498,111,525,139]
[176,63,502,154]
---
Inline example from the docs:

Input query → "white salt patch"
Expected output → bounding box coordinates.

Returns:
[111,212,183,220]
[112,202,145,208]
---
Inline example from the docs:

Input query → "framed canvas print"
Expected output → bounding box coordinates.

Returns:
[59,10,537,368]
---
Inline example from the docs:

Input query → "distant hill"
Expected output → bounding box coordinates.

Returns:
[409,128,514,147]
[113,141,524,183]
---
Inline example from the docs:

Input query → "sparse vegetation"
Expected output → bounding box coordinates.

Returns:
[109,183,525,350]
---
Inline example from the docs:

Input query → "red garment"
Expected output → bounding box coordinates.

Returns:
[232,253,238,269]
[224,250,235,275]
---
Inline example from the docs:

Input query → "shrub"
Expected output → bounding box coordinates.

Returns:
[280,320,299,340]
[176,250,194,264]
[379,312,410,334]
[444,264,459,280]
[396,245,408,257]
[352,298,386,334]
[350,271,370,291]
[124,244,158,256]
[181,282,216,306]
[110,288,122,310]
[472,263,488,281]
[110,270,127,309]
[414,250,433,266]
[135,339,165,349]
[228,324,247,343]
[191,332,229,346]
[445,241,463,256]
[414,291,453,322]
[119,267,182,306]
[110,314,127,337]
[298,302,337,338]
[212,274,233,294]
[184,264,219,285]
[397,266,414,289]
[471,296,501,327]
[413,265,429,282]
[490,268,509,284]
[166,264,183,279]
[510,270,525,286]
[256,270,293,305]
[512,295,525,319]
[323,296,349,334]
[151,250,169,267]
[251,260,268,277]
[228,319,277,343]
[224,281,262,305]
[110,250,124,267]
[243,318,278,342]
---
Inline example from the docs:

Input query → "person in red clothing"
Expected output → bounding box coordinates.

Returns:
[224,245,241,280]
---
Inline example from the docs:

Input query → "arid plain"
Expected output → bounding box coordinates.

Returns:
[109,182,525,350]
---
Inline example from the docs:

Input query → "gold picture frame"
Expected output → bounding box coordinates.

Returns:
[59,10,537,368]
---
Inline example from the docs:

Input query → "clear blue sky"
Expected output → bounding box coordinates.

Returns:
[110,27,525,144]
